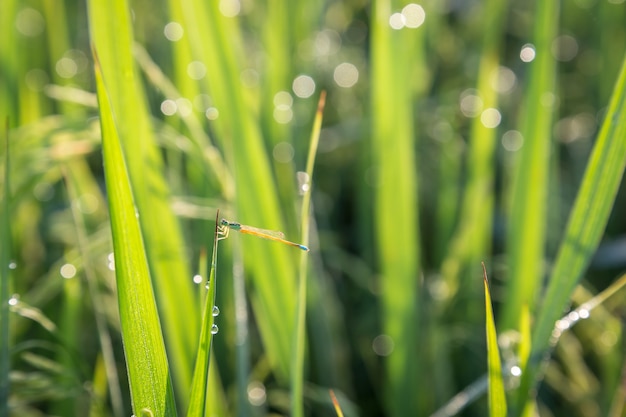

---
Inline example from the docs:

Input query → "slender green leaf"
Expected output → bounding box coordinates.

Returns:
[291,91,325,417]
[502,0,559,330]
[483,263,507,417]
[87,1,199,405]
[187,214,221,417]
[371,1,423,414]
[0,119,11,417]
[178,0,300,381]
[93,51,177,416]
[517,53,626,411]
[441,0,507,295]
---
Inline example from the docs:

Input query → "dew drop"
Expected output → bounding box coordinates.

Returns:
[8,297,18,306]
[192,274,203,284]
[212,306,220,317]
[210,324,219,334]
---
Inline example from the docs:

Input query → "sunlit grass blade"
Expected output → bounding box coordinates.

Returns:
[187,213,221,417]
[93,51,177,416]
[291,91,325,417]
[0,119,11,417]
[501,0,559,331]
[329,389,345,417]
[440,0,506,295]
[177,0,300,381]
[87,1,199,404]
[483,263,507,417]
[517,53,626,411]
[371,1,423,414]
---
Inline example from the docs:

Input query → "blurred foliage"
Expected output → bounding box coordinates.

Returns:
[1,0,626,416]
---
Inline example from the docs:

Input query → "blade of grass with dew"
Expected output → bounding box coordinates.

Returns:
[516,53,626,413]
[178,0,300,381]
[87,0,199,403]
[187,213,221,417]
[93,51,177,416]
[0,120,11,417]
[501,0,559,331]
[483,263,507,417]
[291,91,326,417]
[371,1,423,414]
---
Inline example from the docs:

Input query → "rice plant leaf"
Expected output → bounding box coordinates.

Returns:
[187,214,221,417]
[502,0,559,331]
[371,1,423,414]
[93,51,177,417]
[177,0,299,381]
[517,53,626,410]
[0,119,11,417]
[87,0,198,401]
[483,263,507,417]
[291,91,326,417]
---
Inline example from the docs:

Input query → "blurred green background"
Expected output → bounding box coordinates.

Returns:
[1,0,626,416]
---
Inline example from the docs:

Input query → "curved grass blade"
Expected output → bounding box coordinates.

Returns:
[517,53,626,411]
[482,263,507,417]
[87,1,199,403]
[93,50,177,416]
[187,212,222,417]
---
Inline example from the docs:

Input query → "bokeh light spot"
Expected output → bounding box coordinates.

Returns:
[402,4,426,28]
[161,99,177,116]
[459,89,483,117]
[491,66,517,93]
[164,22,184,41]
[389,12,405,30]
[247,381,266,406]
[520,44,536,62]
[480,108,502,128]
[292,75,316,98]
[333,62,359,88]
[372,334,395,356]
[16,8,45,37]
[187,61,207,80]
[502,130,524,151]
[272,142,295,163]
[219,0,241,17]
[205,107,219,120]
[60,263,77,279]
[552,35,579,62]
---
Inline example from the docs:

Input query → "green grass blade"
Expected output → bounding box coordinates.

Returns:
[63,162,125,416]
[87,0,199,403]
[291,91,325,417]
[501,0,559,331]
[440,0,506,293]
[93,52,177,416]
[0,120,11,417]
[187,215,221,417]
[483,263,507,417]
[178,0,300,381]
[371,1,423,414]
[517,53,626,411]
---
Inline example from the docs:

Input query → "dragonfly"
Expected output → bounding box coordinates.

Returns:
[218,219,309,251]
